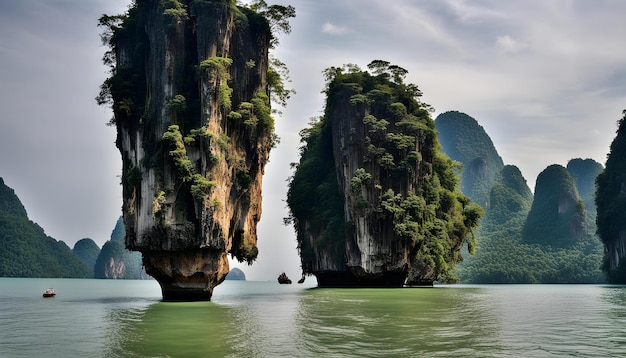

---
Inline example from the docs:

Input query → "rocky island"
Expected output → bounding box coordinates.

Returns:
[596,111,626,283]
[97,0,293,300]
[286,62,483,287]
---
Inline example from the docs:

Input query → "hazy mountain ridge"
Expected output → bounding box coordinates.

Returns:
[0,177,92,278]
[0,178,247,280]
[435,111,504,209]
[435,111,605,283]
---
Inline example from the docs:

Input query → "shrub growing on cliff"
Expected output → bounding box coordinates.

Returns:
[199,56,232,80]
[286,61,482,283]
[162,125,194,180]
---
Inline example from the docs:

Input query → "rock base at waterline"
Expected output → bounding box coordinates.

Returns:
[142,249,229,301]
[314,269,408,288]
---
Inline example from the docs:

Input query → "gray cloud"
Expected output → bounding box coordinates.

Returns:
[1,0,624,280]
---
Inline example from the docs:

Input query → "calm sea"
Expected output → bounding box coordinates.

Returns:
[1,278,626,357]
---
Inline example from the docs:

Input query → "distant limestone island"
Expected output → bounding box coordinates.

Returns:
[73,217,149,280]
[0,176,148,279]
[225,268,246,281]
[435,110,606,283]
[0,177,92,278]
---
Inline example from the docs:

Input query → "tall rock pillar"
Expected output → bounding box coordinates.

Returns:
[99,0,273,300]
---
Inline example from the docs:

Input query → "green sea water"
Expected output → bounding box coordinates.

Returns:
[1,278,626,357]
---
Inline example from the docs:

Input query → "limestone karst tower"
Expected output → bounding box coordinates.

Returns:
[98,0,289,300]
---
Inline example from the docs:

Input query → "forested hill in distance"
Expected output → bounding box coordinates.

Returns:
[0,175,140,279]
[0,177,92,278]
[0,178,244,279]
[435,110,504,209]
[435,111,605,283]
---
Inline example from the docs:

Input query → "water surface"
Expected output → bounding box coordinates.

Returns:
[1,278,625,357]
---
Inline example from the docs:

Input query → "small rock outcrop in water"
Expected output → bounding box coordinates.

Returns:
[277,272,292,284]
[286,61,483,287]
[97,1,293,300]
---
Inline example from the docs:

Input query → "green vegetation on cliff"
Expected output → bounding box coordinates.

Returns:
[596,110,626,283]
[435,111,504,209]
[568,158,604,217]
[523,165,586,247]
[458,164,603,283]
[286,62,482,284]
[94,216,145,279]
[0,178,92,278]
[72,238,100,276]
[436,112,605,283]
[94,240,144,279]
[286,116,346,262]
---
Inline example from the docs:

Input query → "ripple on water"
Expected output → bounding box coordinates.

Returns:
[3,280,626,357]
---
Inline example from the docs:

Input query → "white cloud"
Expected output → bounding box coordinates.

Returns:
[496,34,528,54]
[321,21,348,35]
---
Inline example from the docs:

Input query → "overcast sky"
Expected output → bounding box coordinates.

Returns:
[1,0,624,281]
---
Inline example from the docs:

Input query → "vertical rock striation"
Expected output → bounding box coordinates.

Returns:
[287,62,482,287]
[98,0,274,300]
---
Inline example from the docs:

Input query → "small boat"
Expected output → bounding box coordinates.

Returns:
[42,288,56,298]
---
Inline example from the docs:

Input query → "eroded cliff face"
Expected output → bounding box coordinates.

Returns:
[596,112,626,282]
[326,83,434,286]
[101,0,273,300]
[606,231,626,271]
[287,63,482,287]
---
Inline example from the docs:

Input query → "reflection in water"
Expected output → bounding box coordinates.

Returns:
[104,281,311,357]
[600,286,626,348]
[469,285,626,356]
[107,302,237,357]
[295,287,502,357]
[74,281,626,357]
